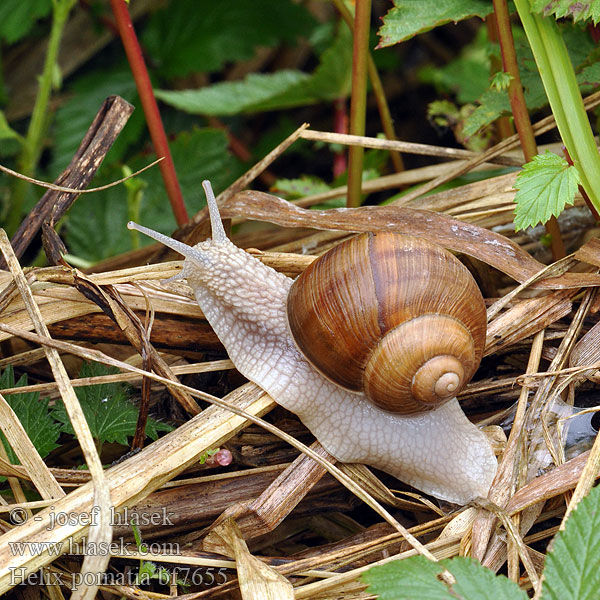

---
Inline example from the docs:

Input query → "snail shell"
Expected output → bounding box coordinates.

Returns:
[287,232,487,414]
[128,182,498,504]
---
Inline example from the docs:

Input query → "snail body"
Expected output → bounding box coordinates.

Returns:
[128,181,497,504]
[287,231,487,414]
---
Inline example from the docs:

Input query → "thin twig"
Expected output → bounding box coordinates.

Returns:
[0,156,162,195]
[110,0,188,225]
[300,130,522,166]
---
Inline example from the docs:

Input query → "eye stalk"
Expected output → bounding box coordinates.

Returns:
[129,182,497,504]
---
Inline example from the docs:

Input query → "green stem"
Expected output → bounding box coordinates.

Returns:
[331,0,404,173]
[7,0,75,236]
[514,0,600,214]
[347,0,372,208]
[539,19,598,194]
[519,10,576,153]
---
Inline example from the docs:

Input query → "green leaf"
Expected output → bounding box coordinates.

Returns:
[362,556,526,600]
[0,111,22,143]
[513,152,580,231]
[279,23,353,104]
[419,27,494,104]
[0,367,60,462]
[577,63,600,89]
[64,128,243,262]
[156,71,310,116]
[0,110,23,157]
[51,362,171,445]
[142,0,316,79]
[50,64,144,174]
[273,176,332,200]
[377,0,492,47]
[562,23,597,67]
[362,556,451,599]
[510,25,594,113]
[462,88,511,137]
[462,30,582,138]
[542,485,600,600]
[155,25,353,116]
[0,0,52,43]
[531,0,600,24]
[442,557,527,599]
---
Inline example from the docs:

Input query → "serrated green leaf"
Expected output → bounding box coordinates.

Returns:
[155,25,353,116]
[51,362,171,446]
[362,555,526,600]
[0,367,60,462]
[542,485,600,600]
[0,0,52,43]
[64,128,243,262]
[513,151,580,230]
[361,556,451,599]
[156,71,310,116]
[531,0,600,24]
[142,0,316,79]
[377,0,492,47]
[442,557,527,599]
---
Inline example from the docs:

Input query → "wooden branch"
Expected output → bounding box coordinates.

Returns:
[47,312,222,351]
[112,465,343,540]
[5,95,133,267]
[203,442,333,554]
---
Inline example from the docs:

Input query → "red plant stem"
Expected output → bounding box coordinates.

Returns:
[588,24,600,43]
[347,0,372,207]
[493,0,565,259]
[109,0,188,226]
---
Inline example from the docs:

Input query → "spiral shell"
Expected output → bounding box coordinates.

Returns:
[286,232,487,414]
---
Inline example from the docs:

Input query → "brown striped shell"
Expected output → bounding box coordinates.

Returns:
[286,232,487,415]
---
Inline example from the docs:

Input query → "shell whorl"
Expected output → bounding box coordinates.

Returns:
[287,232,487,414]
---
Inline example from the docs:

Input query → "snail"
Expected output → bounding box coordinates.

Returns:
[128,181,497,504]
